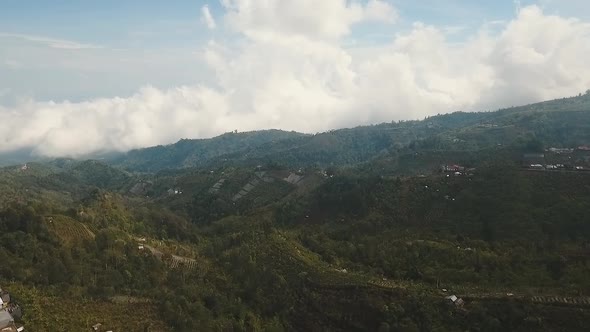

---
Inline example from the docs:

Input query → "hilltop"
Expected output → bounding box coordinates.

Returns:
[109,129,307,172]
[2,93,590,172]
[112,93,590,172]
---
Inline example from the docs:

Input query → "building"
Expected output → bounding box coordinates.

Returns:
[548,148,573,154]
[441,164,465,172]
[6,306,21,321]
[0,287,23,332]
[0,311,14,330]
[445,295,465,307]
[0,293,10,306]
[478,123,498,128]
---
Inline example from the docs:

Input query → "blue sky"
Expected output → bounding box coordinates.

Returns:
[0,0,568,49]
[0,0,557,101]
[0,0,209,48]
[1,0,590,156]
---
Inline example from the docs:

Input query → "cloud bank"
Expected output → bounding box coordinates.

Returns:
[1,2,590,157]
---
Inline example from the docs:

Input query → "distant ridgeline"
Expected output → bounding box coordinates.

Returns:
[0,93,589,171]
[108,93,590,172]
[0,94,589,330]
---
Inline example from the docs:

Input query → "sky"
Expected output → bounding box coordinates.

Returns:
[1,0,590,157]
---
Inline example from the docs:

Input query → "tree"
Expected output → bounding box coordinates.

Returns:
[524,138,544,152]
[378,322,391,332]
[326,166,337,177]
[547,256,566,280]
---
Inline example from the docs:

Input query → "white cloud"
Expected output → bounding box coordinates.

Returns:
[221,0,397,40]
[1,4,590,157]
[201,5,217,30]
[0,86,228,156]
[365,0,399,23]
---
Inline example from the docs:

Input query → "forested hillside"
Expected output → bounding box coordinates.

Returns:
[110,129,307,172]
[1,94,590,331]
[105,93,590,172]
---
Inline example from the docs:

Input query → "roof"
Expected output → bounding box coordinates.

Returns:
[0,311,14,329]
[446,295,458,302]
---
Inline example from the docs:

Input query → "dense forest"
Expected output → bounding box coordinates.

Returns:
[1,95,590,331]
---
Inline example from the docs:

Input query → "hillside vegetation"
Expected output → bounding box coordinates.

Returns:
[1,94,590,331]
[110,129,307,172]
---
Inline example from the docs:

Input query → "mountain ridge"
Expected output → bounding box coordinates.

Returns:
[1,93,589,172]
[1,93,590,330]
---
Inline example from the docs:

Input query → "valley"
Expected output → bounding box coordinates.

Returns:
[1,94,590,331]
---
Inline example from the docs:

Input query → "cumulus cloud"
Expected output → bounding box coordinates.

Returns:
[0,86,228,156]
[1,4,590,157]
[201,5,217,30]
[364,0,399,23]
[221,0,397,40]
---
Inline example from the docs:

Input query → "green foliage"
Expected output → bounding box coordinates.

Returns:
[1,94,590,330]
[112,129,306,172]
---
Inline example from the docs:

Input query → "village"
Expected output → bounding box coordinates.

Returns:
[523,146,590,171]
[0,286,24,332]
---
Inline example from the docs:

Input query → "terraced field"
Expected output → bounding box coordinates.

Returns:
[271,234,590,311]
[208,178,226,194]
[531,296,590,306]
[45,215,95,244]
[144,245,198,270]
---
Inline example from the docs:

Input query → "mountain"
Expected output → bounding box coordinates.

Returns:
[2,94,590,330]
[108,129,307,172]
[0,148,42,167]
[2,94,589,172]
[110,93,590,172]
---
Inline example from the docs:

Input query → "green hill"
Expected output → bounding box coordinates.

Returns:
[110,129,307,172]
[107,94,590,172]
[1,94,590,330]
